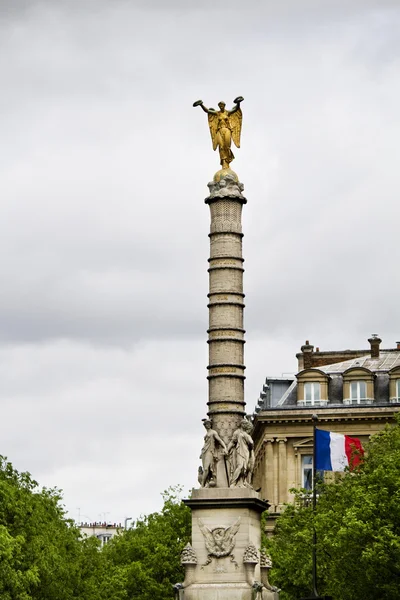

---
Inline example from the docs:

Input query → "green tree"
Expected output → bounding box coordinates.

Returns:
[262,495,316,600]
[0,458,192,600]
[0,456,104,600]
[267,418,400,600]
[102,486,191,600]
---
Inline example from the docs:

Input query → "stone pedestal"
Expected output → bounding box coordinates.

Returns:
[183,488,269,600]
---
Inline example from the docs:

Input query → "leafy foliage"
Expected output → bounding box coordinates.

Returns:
[99,486,191,600]
[0,453,191,600]
[262,495,315,600]
[102,486,191,600]
[267,417,400,600]
[0,456,104,600]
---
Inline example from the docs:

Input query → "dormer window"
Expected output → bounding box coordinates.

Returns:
[343,367,374,405]
[304,382,321,404]
[389,367,400,403]
[296,369,329,407]
[350,381,367,403]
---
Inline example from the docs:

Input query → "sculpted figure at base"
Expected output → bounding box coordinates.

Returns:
[193,97,244,169]
[199,419,228,487]
[227,419,255,488]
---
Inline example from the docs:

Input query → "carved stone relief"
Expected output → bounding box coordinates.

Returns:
[198,517,241,568]
[215,415,240,443]
[260,550,280,593]
[180,543,197,565]
[243,543,259,564]
[207,174,245,200]
[260,549,272,568]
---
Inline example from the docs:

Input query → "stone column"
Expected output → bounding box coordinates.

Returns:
[205,172,247,453]
[183,171,270,600]
[264,438,275,502]
[277,438,287,506]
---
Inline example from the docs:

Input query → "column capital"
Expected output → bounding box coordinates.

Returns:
[276,437,287,444]
[263,437,275,445]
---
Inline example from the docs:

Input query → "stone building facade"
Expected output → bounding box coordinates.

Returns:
[252,336,400,534]
[79,521,121,546]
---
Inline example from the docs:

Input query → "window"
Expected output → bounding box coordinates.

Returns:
[297,369,328,407]
[388,368,400,403]
[304,382,321,405]
[350,381,367,403]
[97,534,112,546]
[302,455,313,490]
[343,368,373,405]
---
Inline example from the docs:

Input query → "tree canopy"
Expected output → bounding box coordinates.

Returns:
[0,456,105,600]
[0,455,191,600]
[102,486,191,600]
[267,417,400,600]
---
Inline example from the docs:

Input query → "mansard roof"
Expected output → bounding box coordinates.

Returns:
[320,351,400,374]
[255,351,400,412]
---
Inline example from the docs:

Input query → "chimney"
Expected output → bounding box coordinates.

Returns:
[300,340,314,369]
[368,334,382,359]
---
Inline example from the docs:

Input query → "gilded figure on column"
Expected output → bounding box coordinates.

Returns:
[193,97,244,169]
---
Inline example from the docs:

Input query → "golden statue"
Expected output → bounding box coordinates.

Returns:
[193,97,244,170]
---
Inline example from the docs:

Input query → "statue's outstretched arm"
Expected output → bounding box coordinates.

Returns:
[193,100,217,114]
[228,96,244,115]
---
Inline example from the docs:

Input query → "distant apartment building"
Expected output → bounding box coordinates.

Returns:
[79,521,122,546]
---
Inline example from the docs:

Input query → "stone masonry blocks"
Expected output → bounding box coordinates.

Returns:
[210,232,243,258]
[209,305,243,329]
[209,377,244,401]
[207,192,246,425]
[209,268,243,293]
[209,339,244,365]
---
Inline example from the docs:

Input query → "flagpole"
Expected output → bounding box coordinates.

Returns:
[312,413,319,598]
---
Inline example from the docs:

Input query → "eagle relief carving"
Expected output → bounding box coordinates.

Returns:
[198,517,241,568]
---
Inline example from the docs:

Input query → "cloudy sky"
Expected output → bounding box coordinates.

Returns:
[1,0,399,524]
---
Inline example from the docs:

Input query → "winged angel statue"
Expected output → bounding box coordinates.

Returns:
[193,97,244,169]
[198,517,241,567]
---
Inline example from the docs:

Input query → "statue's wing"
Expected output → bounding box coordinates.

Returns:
[229,108,242,148]
[208,113,219,151]
[223,517,241,546]
[198,519,215,553]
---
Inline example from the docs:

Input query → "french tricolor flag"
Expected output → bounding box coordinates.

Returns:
[315,429,364,472]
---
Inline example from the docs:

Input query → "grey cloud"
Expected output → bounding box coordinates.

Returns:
[1,0,399,521]
[0,338,206,519]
